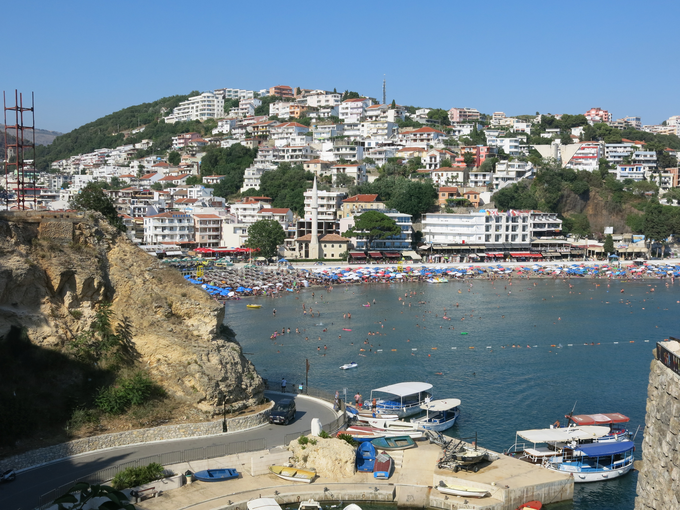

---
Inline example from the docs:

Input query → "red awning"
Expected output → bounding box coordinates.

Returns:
[369,252,383,258]
[567,413,630,426]
[349,252,366,258]
[382,252,400,257]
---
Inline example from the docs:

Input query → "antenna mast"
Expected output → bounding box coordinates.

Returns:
[382,75,386,105]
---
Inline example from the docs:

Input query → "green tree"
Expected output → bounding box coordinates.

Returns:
[342,91,361,101]
[492,181,538,210]
[390,99,396,108]
[52,483,135,510]
[185,175,202,186]
[603,234,615,255]
[642,200,671,256]
[427,109,450,126]
[259,163,314,215]
[150,182,162,191]
[246,219,285,259]
[334,172,355,187]
[342,210,401,251]
[387,180,437,221]
[563,213,591,239]
[69,182,126,231]
[201,144,257,198]
[463,152,476,168]
[440,158,452,168]
[167,151,181,166]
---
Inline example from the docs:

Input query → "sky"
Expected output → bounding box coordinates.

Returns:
[3,0,679,133]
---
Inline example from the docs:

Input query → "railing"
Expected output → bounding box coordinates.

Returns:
[37,387,346,509]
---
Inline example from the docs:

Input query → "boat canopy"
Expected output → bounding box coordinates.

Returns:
[247,499,282,510]
[517,425,610,444]
[372,382,433,397]
[566,413,630,426]
[420,398,461,411]
[573,440,635,456]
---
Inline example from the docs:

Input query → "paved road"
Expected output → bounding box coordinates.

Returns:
[0,392,338,510]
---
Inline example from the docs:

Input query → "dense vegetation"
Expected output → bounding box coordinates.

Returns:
[33,93,204,170]
[351,176,438,220]
[199,144,258,197]
[257,163,315,216]
[112,462,165,490]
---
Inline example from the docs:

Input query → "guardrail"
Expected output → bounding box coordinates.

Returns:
[37,387,346,509]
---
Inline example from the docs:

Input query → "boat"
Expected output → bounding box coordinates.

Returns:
[427,277,449,283]
[338,427,385,442]
[436,481,490,498]
[298,500,322,510]
[343,505,362,510]
[369,382,433,418]
[411,398,461,432]
[342,328,352,331]
[452,447,487,466]
[193,468,239,482]
[371,436,416,450]
[543,440,635,482]
[356,441,377,472]
[348,424,424,439]
[268,465,316,483]
[373,451,393,479]
[247,498,282,510]
[505,425,611,463]
[246,304,262,309]
[340,362,358,370]
[561,413,631,442]
[516,502,542,510]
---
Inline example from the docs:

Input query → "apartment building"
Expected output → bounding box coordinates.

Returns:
[164,92,225,124]
[303,189,345,221]
[194,214,222,247]
[230,196,273,224]
[341,194,386,218]
[360,120,397,141]
[564,142,601,172]
[455,146,496,168]
[347,210,412,253]
[270,122,309,141]
[584,107,612,123]
[332,144,363,162]
[438,187,460,206]
[330,163,367,184]
[448,107,481,123]
[269,102,292,119]
[493,160,535,190]
[313,123,344,141]
[305,93,342,108]
[339,98,373,122]
[214,88,256,100]
[257,208,294,229]
[423,149,456,170]
[269,85,294,98]
[143,212,194,244]
[400,127,446,147]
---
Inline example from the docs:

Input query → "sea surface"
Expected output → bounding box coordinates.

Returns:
[225,277,680,510]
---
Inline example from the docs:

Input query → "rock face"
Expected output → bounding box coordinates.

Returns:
[0,211,263,414]
[635,341,680,510]
[288,436,356,478]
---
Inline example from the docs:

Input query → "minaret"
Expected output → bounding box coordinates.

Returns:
[309,176,321,259]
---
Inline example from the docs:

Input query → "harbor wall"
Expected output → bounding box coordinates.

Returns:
[0,403,272,473]
[634,342,680,510]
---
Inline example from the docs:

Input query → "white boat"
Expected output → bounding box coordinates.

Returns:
[248,499,283,510]
[543,440,635,482]
[363,418,422,433]
[411,398,461,432]
[298,500,322,510]
[343,505,362,510]
[369,382,433,418]
[340,362,358,370]
[505,425,612,464]
[346,424,423,439]
[562,413,631,442]
[436,481,489,498]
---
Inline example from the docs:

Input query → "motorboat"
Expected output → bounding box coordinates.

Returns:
[247,499,282,510]
[505,425,611,464]
[373,451,393,479]
[340,362,358,370]
[298,500,322,510]
[371,436,416,450]
[356,441,376,472]
[246,304,262,309]
[369,382,433,418]
[561,413,631,442]
[411,399,461,432]
[542,440,635,482]
[193,468,239,482]
[436,481,489,498]
[268,465,316,483]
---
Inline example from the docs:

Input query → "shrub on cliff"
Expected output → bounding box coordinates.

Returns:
[96,371,165,415]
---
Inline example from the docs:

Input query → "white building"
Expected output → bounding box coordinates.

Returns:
[214,88,256,100]
[493,161,535,190]
[230,196,272,225]
[339,98,373,122]
[330,163,367,185]
[303,190,344,221]
[313,123,344,142]
[164,92,225,124]
[143,212,194,244]
[194,214,222,247]
[305,93,342,108]
[360,120,397,141]
[564,142,602,172]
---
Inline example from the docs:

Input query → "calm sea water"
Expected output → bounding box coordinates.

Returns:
[225,278,680,510]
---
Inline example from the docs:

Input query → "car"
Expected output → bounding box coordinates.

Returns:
[269,398,296,425]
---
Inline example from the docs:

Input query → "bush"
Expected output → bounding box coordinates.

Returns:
[112,462,165,490]
[96,371,163,415]
[337,433,358,447]
[318,430,330,439]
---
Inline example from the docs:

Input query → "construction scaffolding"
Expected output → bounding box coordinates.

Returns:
[3,90,36,210]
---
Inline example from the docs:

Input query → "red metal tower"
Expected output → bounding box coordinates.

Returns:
[3,90,36,210]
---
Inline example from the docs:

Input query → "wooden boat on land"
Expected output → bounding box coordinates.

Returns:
[371,435,416,450]
[246,304,262,309]
[436,481,489,498]
[373,451,393,479]
[268,465,316,483]
[411,398,461,432]
[370,381,433,418]
[193,468,239,482]
[356,441,376,472]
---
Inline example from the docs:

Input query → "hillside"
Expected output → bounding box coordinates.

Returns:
[0,125,62,146]
[0,211,264,455]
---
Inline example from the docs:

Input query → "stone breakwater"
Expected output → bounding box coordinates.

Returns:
[0,402,272,473]
[634,343,680,510]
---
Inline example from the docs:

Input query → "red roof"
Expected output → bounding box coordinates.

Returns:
[140,173,157,180]
[153,162,170,167]
[259,208,291,214]
[158,174,189,182]
[194,214,222,219]
[343,98,368,103]
[439,187,459,192]
[343,194,379,203]
[407,127,445,135]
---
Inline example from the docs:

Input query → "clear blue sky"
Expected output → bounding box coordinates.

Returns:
[3,0,679,133]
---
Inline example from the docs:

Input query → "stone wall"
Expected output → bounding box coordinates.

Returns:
[634,344,680,510]
[0,402,272,473]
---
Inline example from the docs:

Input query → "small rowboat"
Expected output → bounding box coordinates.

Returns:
[194,468,239,482]
[269,465,316,483]
[340,362,358,370]
[373,451,393,479]
[371,436,416,450]
[339,427,385,442]
[343,328,352,331]
[436,481,489,498]
[517,502,542,510]
[246,304,262,309]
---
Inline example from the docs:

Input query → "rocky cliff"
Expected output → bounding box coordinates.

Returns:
[0,211,263,415]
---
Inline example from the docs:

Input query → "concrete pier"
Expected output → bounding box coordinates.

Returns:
[133,441,572,510]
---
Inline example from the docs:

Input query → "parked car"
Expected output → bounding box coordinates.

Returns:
[269,399,296,425]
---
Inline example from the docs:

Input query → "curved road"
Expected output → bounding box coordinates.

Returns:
[0,392,338,510]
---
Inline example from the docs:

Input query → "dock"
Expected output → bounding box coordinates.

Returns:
[134,441,573,510]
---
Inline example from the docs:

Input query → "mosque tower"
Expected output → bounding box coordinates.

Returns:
[308,176,321,259]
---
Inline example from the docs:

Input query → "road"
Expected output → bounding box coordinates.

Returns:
[0,392,338,510]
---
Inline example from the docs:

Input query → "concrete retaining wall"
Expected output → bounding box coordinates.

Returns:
[634,355,680,510]
[1,403,273,473]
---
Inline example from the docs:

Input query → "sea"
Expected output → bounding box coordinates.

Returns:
[224,277,680,510]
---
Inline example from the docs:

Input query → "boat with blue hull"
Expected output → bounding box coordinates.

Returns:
[371,436,416,450]
[356,441,376,472]
[369,382,433,418]
[411,398,461,432]
[194,468,239,482]
[543,439,635,482]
